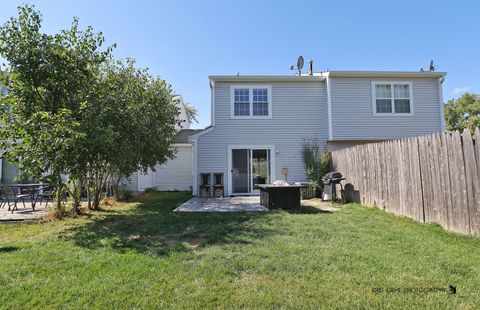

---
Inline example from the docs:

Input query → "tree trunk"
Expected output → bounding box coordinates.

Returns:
[71,177,83,216]
[54,170,64,218]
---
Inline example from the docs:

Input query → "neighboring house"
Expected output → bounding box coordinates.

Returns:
[0,86,19,184]
[190,70,446,196]
[122,95,201,192]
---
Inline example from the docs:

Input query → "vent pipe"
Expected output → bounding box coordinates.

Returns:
[308,60,313,76]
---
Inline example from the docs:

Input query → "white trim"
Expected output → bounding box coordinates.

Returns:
[438,77,446,132]
[211,80,215,127]
[325,73,333,140]
[173,143,192,147]
[227,145,276,196]
[325,71,447,78]
[210,76,324,82]
[188,127,214,140]
[192,138,197,195]
[371,81,414,116]
[230,85,273,119]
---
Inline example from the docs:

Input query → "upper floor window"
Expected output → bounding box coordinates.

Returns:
[372,82,413,115]
[231,85,272,118]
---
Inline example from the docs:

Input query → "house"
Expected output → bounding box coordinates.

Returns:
[189,69,446,196]
[0,86,19,184]
[122,95,201,192]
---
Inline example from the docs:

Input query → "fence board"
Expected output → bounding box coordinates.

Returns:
[463,129,480,235]
[331,129,480,236]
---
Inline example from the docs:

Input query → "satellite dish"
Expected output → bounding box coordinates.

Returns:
[297,56,304,71]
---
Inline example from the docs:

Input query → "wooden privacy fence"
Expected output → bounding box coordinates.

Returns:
[331,128,480,236]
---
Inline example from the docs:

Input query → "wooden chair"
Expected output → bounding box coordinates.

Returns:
[0,185,28,213]
[213,173,224,197]
[199,173,212,197]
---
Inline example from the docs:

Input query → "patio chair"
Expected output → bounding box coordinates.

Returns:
[199,173,212,197]
[213,173,224,197]
[0,185,28,213]
[0,189,6,209]
[37,185,55,207]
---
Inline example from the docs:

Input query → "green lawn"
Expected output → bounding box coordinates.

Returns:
[1,192,479,308]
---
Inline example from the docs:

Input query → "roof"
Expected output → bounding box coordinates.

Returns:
[175,129,203,144]
[209,75,325,82]
[321,70,447,78]
[209,71,447,82]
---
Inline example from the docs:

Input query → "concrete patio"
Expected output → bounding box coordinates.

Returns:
[0,201,49,221]
[173,196,338,213]
[174,196,268,212]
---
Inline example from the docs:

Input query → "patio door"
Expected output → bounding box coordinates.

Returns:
[231,148,272,195]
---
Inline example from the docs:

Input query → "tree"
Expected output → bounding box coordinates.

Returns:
[0,5,180,214]
[444,93,480,132]
[184,102,198,124]
[83,59,179,210]
[0,5,111,217]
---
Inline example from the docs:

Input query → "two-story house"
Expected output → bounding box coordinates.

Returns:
[190,70,446,196]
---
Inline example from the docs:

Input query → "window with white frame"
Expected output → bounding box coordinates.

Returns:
[232,86,271,118]
[234,88,250,116]
[372,82,413,115]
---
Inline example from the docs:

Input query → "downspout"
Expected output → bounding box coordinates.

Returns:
[438,76,446,132]
[190,137,198,196]
[325,72,333,141]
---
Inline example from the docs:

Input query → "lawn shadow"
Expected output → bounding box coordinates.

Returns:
[0,246,20,253]
[295,205,334,214]
[64,192,277,257]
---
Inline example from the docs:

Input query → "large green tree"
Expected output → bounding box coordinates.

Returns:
[444,93,480,132]
[83,59,179,210]
[0,5,110,216]
[0,5,180,215]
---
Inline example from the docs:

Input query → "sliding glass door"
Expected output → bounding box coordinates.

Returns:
[231,148,271,194]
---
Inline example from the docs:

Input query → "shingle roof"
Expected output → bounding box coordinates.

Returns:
[175,129,203,144]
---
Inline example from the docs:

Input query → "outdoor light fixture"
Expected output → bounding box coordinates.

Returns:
[282,168,288,181]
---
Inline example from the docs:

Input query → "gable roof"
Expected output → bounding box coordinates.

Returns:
[175,129,203,144]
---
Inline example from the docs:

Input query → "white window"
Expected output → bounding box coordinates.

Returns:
[231,85,272,118]
[372,82,413,115]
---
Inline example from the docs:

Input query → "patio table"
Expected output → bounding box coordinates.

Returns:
[11,183,49,211]
[257,184,307,209]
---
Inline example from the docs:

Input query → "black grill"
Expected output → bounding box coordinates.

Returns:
[321,172,344,185]
[322,172,345,202]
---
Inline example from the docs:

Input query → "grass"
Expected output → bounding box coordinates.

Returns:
[1,191,479,308]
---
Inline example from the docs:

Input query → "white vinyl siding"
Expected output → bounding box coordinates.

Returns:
[154,145,192,191]
[230,85,272,119]
[372,81,413,115]
[122,145,193,192]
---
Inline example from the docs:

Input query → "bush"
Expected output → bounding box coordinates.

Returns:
[144,187,159,193]
[117,188,133,201]
[302,138,330,196]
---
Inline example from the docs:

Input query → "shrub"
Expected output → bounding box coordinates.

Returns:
[117,188,133,201]
[302,138,330,196]
[143,187,159,193]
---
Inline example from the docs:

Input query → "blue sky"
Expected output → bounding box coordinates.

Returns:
[1,0,479,128]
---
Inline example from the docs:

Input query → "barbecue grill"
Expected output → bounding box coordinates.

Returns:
[322,172,345,202]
